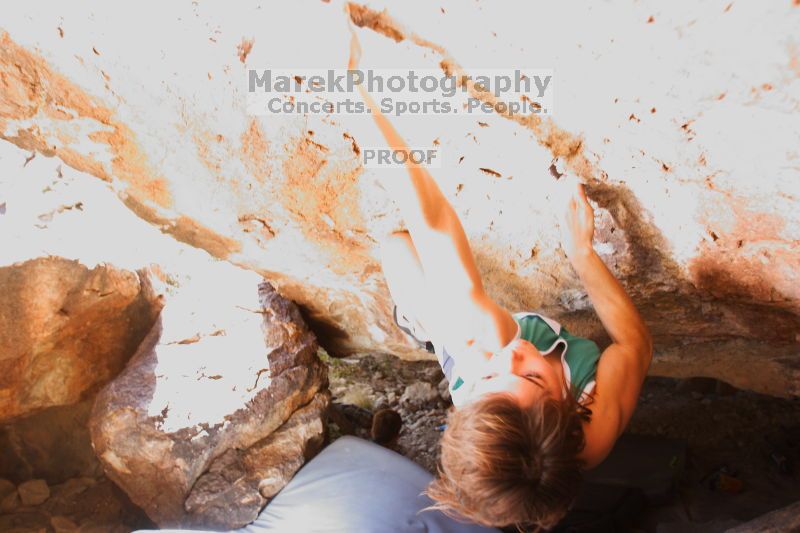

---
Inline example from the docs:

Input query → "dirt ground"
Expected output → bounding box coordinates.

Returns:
[324,351,800,532]
[3,350,796,532]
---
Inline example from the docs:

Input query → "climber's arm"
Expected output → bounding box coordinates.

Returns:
[348,31,517,351]
[561,183,652,467]
[573,250,652,468]
[360,84,518,349]
[569,249,652,375]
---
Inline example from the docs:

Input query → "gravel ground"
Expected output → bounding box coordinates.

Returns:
[323,351,800,531]
[4,351,796,532]
[324,350,451,472]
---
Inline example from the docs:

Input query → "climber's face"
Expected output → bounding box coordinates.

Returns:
[461,339,562,406]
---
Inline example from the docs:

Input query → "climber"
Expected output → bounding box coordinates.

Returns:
[347,21,653,531]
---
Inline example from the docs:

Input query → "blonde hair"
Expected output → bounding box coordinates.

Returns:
[426,393,587,530]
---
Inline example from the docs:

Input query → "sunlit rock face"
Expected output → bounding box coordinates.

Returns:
[1,1,799,396]
[0,258,162,421]
[88,277,328,528]
[183,392,328,529]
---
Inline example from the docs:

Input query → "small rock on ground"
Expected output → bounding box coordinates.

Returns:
[51,515,79,532]
[401,382,439,406]
[18,479,50,506]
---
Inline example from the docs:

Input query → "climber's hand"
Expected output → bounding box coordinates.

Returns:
[561,180,595,262]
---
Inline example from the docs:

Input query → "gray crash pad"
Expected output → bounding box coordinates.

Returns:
[137,435,500,532]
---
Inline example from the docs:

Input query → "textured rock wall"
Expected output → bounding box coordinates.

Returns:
[89,278,329,528]
[0,258,162,421]
[1,1,798,396]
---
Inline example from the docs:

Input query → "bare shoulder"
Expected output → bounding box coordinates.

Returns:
[579,342,650,469]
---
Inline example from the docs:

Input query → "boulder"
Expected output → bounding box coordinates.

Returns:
[183,392,329,529]
[89,274,328,528]
[0,258,162,421]
[0,2,798,396]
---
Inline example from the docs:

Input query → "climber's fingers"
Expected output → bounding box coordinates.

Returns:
[553,168,580,211]
[555,169,596,260]
[576,182,589,204]
[554,166,591,218]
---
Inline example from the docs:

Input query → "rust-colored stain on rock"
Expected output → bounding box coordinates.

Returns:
[280,135,374,276]
[122,192,241,260]
[347,3,405,42]
[0,31,173,218]
[240,118,271,183]
[237,37,254,63]
[690,199,798,306]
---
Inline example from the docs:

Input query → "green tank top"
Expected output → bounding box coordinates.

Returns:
[512,312,600,403]
[450,312,601,405]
